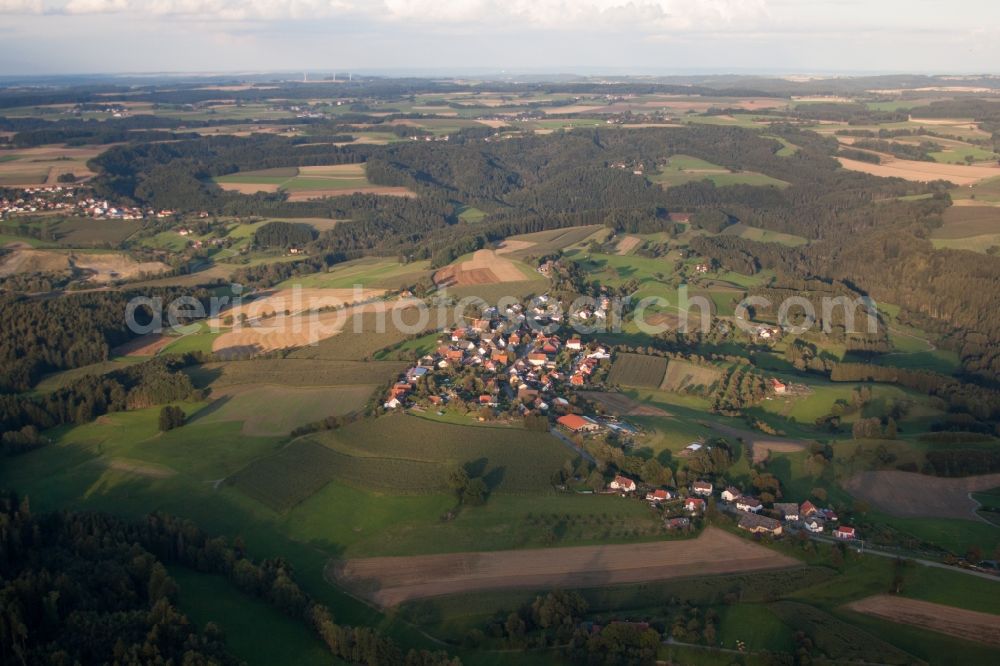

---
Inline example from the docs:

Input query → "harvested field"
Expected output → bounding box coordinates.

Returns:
[616,235,641,255]
[215,164,417,199]
[494,239,536,254]
[433,249,531,287]
[215,181,280,194]
[0,248,70,276]
[607,353,669,389]
[845,595,1000,648]
[843,471,1000,519]
[838,156,1000,185]
[209,287,385,326]
[187,359,407,389]
[0,144,104,186]
[330,527,799,607]
[285,186,415,201]
[578,391,670,417]
[112,333,172,357]
[211,299,422,358]
[660,359,722,392]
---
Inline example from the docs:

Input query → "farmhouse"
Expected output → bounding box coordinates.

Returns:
[684,497,705,513]
[566,338,582,350]
[774,502,799,521]
[736,497,763,513]
[800,500,819,517]
[645,488,673,503]
[738,513,783,536]
[770,378,787,394]
[721,486,742,502]
[804,518,824,533]
[609,475,637,492]
[692,481,713,496]
[557,414,599,433]
[834,526,857,540]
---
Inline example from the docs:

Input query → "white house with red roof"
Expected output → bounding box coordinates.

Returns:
[684,497,706,512]
[834,525,857,540]
[609,475,637,492]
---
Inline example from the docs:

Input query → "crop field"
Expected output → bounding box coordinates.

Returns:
[843,470,1000,519]
[660,358,723,392]
[51,218,143,246]
[0,144,104,186]
[192,384,375,436]
[330,527,799,607]
[607,353,669,388]
[276,258,431,290]
[214,164,416,199]
[432,249,538,287]
[187,358,407,388]
[501,225,605,257]
[0,248,168,281]
[933,205,1000,238]
[209,286,385,325]
[838,155,1000,184]
[951,176,1000,204]
[228,439,345,512]
[578,390,671,416]
[649,154,788,188]
[32,358,145,393]
[287,310,435,361]
[211,298,422,358]
[845,595,1000,648]
[309,414,575,494]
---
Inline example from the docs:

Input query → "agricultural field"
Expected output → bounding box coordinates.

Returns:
[187,358,407,388]
[607,353,669,389]
[192,384,375,436]
[649,155,788,188]
[845,595,1000,648]
[0,247,168,282]
[432,249,541,287]
[0,144,105,185]
[837,155,1000,184]
[331,527,798,607]
[228,439,346,512]
[843,470,1000,520]
[660,358,724,392]
[276,257,431,289]
[214,164,415,199]
[930,205,1000,251]
[720,222,809,247]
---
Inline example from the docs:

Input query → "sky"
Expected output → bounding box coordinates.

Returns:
[1,0,999,76]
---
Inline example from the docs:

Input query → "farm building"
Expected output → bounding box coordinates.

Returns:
[738,513,783,536]
[774,502,799,521]
[770,378,787,394]
[800,500,819,517]
[557,414,600,433]
[736,497,763,513]
[692,481,713,496]
[834,526,857,540]
[609,475,637,492]
[721,486,741,502]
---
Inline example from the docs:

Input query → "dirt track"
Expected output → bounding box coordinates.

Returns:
[330,527,799,607]
[843,470,1000,519]
[846,595,1000,647]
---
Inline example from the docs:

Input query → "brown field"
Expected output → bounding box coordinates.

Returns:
[616,235,641,255]
[215,181,280,194]
[838,156,1000,185]
[211,299,422,358]
[578,391,671,417]
[843,470,1000,519]
[475,119,510,128]
[702,422,809,463]
[934,206,1000,238]
[72,253,169,282]
[845,595,1000,647]
[0,248,70,276]
[111,333,172,357]
[0,145,105,186]
[208,287,385,327]
[330,527,799,607]
[286,186,416,201]
[494,239,536,254]
[433,249,530,287]
[0,249,168,282]
[660,359,723,392]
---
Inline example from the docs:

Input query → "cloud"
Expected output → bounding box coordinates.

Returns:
[0,0,42,13]
[63,0,129,13]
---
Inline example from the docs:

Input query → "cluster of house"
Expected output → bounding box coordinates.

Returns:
[0,188,174,221]
[383,308,612,417]
[607,475,858,541]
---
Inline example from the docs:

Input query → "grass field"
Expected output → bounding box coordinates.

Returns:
[649,155,788,188]
[170,566,334,666]
[214,164,415,199]
[607,353,669,388]
[720,222,809,247]
[276,257,431,290]
[660,358,724,392]
[187,358,407,388]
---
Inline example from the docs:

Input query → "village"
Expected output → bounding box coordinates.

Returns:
[0,185,176,221]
